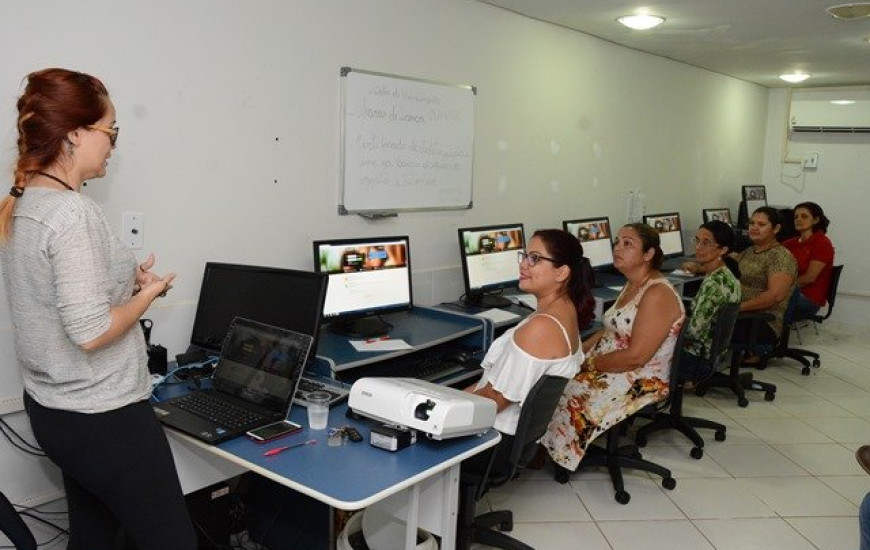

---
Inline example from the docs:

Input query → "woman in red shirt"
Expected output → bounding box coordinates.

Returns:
[783,202,834,319]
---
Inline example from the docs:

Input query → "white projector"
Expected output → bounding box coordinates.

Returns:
[348,377,497,440]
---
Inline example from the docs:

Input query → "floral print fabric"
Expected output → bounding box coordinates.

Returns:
[541,278,684,471]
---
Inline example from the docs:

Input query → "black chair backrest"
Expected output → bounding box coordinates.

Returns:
[705,302,741,374]
[817,264,843,322]
[508,375,569,467]
[667,321,689,394]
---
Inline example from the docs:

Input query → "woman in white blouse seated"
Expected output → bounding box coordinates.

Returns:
[463,229,596,473]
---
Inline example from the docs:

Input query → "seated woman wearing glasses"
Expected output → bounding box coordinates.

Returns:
[680,221,741,380]
[463,229,595,471]
[541,223,684,480]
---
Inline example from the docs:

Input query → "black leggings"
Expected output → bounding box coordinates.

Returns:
[24,393,196,550]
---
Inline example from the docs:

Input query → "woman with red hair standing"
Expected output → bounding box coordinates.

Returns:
[0,68,194,549]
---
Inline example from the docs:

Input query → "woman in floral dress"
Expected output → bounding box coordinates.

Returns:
[541,223,685,477]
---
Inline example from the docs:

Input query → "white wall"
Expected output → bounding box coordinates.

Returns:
[762,89,870,332]
[0,0,769,505]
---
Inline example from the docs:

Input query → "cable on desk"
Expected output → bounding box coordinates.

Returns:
[150,358,218,401]
[441,299,473,310]
[0,418,45,457]
[376,315,393,333]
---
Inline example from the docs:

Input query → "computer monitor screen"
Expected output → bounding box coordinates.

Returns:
[457,223,525,308]
[742,185,768,215]
[642,212,685,258]
[189,263,327,359]
[562,217,614,269]
[313,236,412,338]
[702,207,732,225]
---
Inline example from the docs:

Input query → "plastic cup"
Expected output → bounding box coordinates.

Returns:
[306,391,331,430]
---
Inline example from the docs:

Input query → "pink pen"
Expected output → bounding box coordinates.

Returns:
[262,438,317,456]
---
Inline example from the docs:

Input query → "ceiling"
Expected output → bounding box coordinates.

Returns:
[477,0,870,88]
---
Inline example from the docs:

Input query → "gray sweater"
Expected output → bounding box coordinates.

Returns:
[2,187,150,412]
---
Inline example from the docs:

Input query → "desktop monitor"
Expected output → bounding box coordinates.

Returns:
[743,185,768,215]
[313,235,412,338]
[189,262,328,359]
[702,207,733,225]
[457,223,525,308]
[562,216,614,269]
[642,212,685,258]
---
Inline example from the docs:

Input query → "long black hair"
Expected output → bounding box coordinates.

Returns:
[699,220,739,277]
[532,229,596,329]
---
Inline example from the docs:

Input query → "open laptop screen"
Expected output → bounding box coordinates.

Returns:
[212,317,312,411]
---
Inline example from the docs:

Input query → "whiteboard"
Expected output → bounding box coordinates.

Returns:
[340,68,475,215]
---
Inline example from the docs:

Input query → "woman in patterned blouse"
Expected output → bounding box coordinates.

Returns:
[542,223,685,477]
[732,207,797,358]
[680,220,741,379]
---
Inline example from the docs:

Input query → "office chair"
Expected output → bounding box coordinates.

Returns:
[554,327,685,504]
[696,311,777,407]
[760,265,843,375]
[634,302,737,459]
[0,491,36,550]
[457,375,569,550]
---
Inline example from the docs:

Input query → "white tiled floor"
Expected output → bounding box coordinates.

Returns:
[473,329,870,550]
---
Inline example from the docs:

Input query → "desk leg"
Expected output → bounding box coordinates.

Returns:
[366,464,460,550]
[439,463,460,550]
[405,484,420,550]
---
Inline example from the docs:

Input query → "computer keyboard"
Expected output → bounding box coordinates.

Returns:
[173,392,266,430]
[294,376,350,408]
[337,345,482,385]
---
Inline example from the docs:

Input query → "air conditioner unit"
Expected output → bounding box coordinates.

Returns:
[790,88,870,133]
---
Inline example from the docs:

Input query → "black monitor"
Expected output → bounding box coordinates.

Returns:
[743,184,768,215]
[642,212,685,258]
[189,263,328,362]
[702,207,733,225]
[313,235,412,338]
[457,223,525,308]
[562,216,614,269]
[738,185,768,228]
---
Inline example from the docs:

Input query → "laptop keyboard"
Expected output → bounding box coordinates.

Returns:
[172,392,266,430]
[294,376,350,408]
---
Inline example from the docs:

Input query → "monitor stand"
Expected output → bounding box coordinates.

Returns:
[328,316,391,339]
[462,290,512,309]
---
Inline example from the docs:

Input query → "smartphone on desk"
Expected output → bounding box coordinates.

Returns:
[246,420,302,443]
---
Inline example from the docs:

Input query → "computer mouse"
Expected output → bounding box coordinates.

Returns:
[443,350,472,364]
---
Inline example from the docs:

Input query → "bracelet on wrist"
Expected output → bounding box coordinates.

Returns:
[585,355,597,373]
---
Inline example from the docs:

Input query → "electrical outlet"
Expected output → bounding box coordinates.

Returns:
[122,212,143,249]
[802,153,819,169]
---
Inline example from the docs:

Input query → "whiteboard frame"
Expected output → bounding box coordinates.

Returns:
[339,67,476,216]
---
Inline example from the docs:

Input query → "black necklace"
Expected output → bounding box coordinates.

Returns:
[35,171,75,192]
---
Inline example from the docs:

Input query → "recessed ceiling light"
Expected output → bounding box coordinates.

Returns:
[826,3,870,19]
[831,100,856,105]
[617,14,665,30]
[779,73,812,83]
